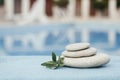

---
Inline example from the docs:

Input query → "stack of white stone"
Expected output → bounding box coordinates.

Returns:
[61,43,110,68]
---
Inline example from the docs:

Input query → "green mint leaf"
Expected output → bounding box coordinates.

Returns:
[57,56,61,66]
[57,56,64,67]
[41,62,47,66]
[41,61,58,69]
[59,64,64,67]
[60,57,64,64]
[46,65,58,69]
[52,52,56,62]
[41,61,57,66]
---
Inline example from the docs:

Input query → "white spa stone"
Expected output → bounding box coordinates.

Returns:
[63,53,110,68]
[66,43,90,51]
[62,47,97,58]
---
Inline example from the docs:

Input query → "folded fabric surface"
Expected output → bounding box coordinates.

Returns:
[0,56,119,80]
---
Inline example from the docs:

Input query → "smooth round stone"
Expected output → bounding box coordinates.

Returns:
[66,43,90,51]
[62,47,97,58]
[63,53,110,68]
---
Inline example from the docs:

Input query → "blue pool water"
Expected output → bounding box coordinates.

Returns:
[0,22,120,56]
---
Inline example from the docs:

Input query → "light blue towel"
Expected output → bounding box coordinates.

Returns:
[0,56,119,80]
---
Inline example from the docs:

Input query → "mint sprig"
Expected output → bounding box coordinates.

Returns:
[52,52,56,62]
[41,52,64,69]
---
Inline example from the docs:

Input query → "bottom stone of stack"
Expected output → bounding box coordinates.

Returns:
[63,53,110,68]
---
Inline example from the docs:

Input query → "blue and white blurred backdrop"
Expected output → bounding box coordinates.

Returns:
[0,0,120,56]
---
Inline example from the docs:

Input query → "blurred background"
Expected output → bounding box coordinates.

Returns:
[0,0,120,56]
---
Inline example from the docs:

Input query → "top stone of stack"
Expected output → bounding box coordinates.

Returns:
[66,43,90,51]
